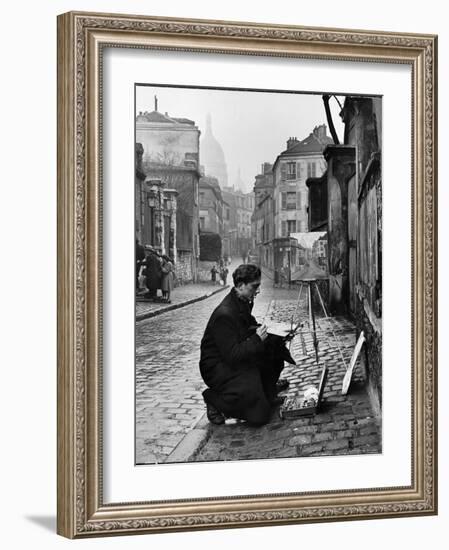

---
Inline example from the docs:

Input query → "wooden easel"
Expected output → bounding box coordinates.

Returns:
[296,279,326,364]
[280,279,365,420]
[296,278,363,383]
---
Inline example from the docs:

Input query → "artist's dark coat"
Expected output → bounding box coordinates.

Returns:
[200,288,285,425]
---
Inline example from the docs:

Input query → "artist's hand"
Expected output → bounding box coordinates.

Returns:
[256,324,268,342]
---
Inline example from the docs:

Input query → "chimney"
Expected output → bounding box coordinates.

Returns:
[287,136,299,149]
[263,162,272,174]
[313,124,327,140]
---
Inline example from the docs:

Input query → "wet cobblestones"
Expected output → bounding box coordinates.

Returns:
[136,275,381,465]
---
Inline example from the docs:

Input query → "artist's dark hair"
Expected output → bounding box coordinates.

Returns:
[232,264,261,286]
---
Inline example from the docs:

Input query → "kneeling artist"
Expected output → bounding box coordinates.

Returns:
[199,264,295,426]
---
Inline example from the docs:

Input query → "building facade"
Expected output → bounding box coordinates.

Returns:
[309,97,382,412]
[342,96,382,412]
[272,125,332,238]
[222,186,254,259]
[136,103,201,282]
[252,163,275,269]
[199,176,224,235]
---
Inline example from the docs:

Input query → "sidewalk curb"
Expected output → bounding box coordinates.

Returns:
[136,285,229,322]
[166,414,212,463]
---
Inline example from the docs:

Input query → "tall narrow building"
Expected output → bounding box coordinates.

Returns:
[135,98,201,282]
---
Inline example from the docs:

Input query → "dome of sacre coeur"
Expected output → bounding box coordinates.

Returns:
[200,114,228,188]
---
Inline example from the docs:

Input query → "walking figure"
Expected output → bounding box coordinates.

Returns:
[220,266,229,286]
[210,264,218,284]
[143,247,162,299]
[136,239,145,292]
[161,255,174,303]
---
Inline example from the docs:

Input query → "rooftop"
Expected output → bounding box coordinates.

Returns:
[136,111,196,126]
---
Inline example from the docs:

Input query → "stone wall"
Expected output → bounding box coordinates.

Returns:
[174,250,194,285]
[323,145,356,316]
[341,96,382,414]
[355,291,382,414]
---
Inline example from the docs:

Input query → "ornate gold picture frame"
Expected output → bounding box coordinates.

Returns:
[57,11,437,538]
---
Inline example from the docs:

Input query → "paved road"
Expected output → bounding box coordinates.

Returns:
[136,271,381,465]
[193,315,380,463]
[135,271,299,464]
[136,289,224,463]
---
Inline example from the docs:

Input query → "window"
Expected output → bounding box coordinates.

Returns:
[287,220,296,234]
[280,161,296,181]
[307,162,316,178]
[286,192,296,210]
[200,217,205,229]
[286,162,296,180]
[281,192,297,210]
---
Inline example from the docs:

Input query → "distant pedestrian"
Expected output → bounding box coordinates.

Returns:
[220,266,229,286]
[136,239,145,292]
[143,248,162,299]
[161,255,174,303]
[210,264,218,284]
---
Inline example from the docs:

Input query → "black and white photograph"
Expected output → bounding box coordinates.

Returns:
[134,84,382,465]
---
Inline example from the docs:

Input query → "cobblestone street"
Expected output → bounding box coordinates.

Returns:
[136,288,228,464]
[136,268,381,464]
[193,314,380,462]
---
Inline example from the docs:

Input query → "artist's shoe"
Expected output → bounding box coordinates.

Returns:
[206,402,225,425]
[276,378,290,393]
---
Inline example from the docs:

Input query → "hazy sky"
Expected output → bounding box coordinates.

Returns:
[136,84,345,193]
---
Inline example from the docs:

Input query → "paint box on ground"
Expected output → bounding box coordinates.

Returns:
[279,364,328,418]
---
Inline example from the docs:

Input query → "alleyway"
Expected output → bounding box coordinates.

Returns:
[135,266,381,465]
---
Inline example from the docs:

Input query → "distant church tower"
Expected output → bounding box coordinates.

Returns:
[200,114,228,188]
[234,167,246,192]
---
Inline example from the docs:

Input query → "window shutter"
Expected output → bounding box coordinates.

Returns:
[297,192,302,209]
[287,162,296,180]
[307,162,316,178]
[281,163,287,181]
[281,221,287,237]
[281,193,287,210]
